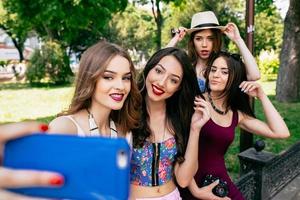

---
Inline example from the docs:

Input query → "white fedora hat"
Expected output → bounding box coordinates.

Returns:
[187,11,224,34]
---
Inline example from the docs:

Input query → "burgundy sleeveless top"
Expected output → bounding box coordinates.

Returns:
[180,110,245,200]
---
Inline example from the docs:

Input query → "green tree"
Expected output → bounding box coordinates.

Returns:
[106,4,156,61]
[254,1,283,55]
[0,1,30,61]
[2,0,128,53]
[134,0,183,51]
[26,40,73,85]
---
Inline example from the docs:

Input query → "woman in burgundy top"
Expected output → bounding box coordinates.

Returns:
[180,51,290,200]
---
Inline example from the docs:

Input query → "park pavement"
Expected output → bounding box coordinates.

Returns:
[271,174,300,200]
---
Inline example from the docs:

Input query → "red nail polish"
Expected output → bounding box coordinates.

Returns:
[39,124,49,132]
[49,175,64,186]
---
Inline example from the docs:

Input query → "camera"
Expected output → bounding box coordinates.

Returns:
[201,174,229,197]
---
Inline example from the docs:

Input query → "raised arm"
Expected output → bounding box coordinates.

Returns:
[238,81,290,138]
[166,27,187,48]
[223,23,260,81]
[174,97,210,187]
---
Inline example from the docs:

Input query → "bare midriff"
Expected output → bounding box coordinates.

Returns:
[129,180,176,199]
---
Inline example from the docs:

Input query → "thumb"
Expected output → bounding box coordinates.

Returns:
[208,179,219,189]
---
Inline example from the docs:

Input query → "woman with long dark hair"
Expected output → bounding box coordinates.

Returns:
[130,47,210,200]
[181,51,289,200]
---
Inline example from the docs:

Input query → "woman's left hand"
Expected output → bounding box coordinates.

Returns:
[0,121,64,200]
[239,81,265,99]
[223,22,241,42]
[191,96,211,131]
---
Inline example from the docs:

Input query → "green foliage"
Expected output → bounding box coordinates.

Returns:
[0,1,30,61]
[2,0,128,53]
[107,4,156,60]
[258,49,279,81]
[132,0,184,50]
[255,0,274,14]
[254,6,283,56]
[0,60,8,68]
[26,50,45,83]
[26,41,73,85]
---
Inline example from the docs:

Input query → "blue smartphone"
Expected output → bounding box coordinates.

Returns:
[3,134,130,200]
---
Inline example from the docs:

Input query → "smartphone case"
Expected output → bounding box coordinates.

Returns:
[3,134,130,200]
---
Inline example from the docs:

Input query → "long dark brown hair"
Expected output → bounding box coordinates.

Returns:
[133,47,202,163]
[204,51,255,117]
[188,28,222,67]
[63,40,141,133]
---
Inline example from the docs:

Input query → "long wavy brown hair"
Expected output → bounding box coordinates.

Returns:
[187,28,222,67]
[62,40,141,133]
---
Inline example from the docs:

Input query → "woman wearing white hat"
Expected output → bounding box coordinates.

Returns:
[167,11,260,93]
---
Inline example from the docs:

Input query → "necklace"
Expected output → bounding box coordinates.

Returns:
[208,93,228,115]
[86,109,118,137]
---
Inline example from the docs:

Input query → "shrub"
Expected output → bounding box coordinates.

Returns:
[26,40,73,85]
[258,49,279,81]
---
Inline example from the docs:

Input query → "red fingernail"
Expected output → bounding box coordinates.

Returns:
[49,175,64,186]
[39,124,48,132]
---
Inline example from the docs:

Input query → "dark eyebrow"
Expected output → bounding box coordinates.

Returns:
[211,66,229,70]
[157,63,166,71]
[157,63,181,79]
[104,70,131,75]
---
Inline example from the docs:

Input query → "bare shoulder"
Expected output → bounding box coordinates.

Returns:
[48,116,77,135]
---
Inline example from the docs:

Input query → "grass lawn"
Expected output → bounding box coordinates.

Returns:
[0,83,74,124]
[0,81,299,180]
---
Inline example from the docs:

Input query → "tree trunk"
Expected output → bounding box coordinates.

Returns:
[151,0,162,51]
[11,38,24,62]
[0,25,25,62]
[276,0,300,102]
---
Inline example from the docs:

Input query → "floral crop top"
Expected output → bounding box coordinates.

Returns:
[130,137,177,186]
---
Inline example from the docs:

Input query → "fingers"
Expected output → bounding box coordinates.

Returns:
[0,122,48,143]
[208,179,219,189]
[0,189,49,200]
[172,27,187,38]
[239,81,259,93]
[226,22,236,28]
[0,168,64,188]
[0,189,33,200]
[194,98,210,116]
[208,180,232,200]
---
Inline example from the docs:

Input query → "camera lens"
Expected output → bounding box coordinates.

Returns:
[215,187,225,197]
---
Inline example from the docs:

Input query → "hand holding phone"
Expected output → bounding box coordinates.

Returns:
[3,134,130,200]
